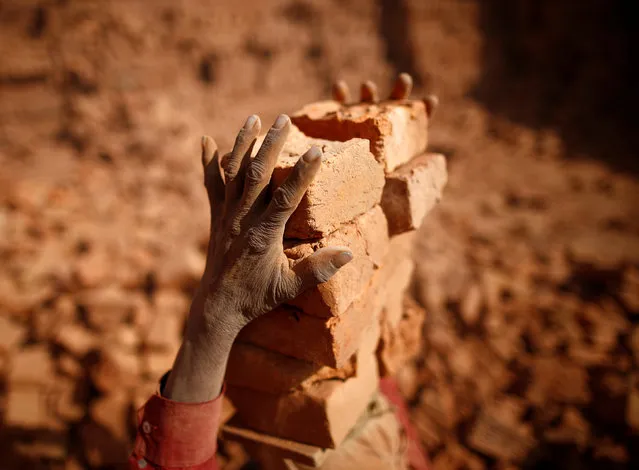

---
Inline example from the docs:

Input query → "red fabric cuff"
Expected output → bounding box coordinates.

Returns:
[133,390,224,468]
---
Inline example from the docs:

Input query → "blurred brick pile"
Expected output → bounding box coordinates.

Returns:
[1,0,639,469]
[407,199,639,469]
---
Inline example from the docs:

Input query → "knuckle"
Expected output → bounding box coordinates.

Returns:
[275,276,299,303]
[272,187,295,211]
[308,259,333,285]
[261,132,277,150]
[246,163,265,185]
[229,220,242,238]
[223,167,235,181]
[247,227,268,252]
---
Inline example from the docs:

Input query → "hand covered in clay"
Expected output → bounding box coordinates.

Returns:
[331,73,439,119]
[198,113,353,327]
[164,114,352,402]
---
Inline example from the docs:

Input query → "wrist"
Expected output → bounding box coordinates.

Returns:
[163,290,243,403]
[187,289,245,341]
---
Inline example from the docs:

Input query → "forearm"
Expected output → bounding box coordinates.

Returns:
[163,291,242,403]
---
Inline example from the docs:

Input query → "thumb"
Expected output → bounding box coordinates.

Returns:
[291,246,353,294]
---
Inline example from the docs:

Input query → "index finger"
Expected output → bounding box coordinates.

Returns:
[259,145,322,235]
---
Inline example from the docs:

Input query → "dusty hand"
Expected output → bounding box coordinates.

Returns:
[331,73,439,118]
[163,114,353,402]
[198,114,353,329]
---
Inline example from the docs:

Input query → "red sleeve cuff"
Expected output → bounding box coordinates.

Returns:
[132,389,224,468]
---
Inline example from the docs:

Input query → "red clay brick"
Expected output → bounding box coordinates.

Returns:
[226,341,356,394]
[227,326,380,448]
[239,265,387,368]
[381,152,447,235]
[285,205,389,318]
[271,125,384,239]
[292,100,429,173]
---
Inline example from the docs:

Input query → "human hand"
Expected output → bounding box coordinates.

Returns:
[164,114,353,402]
[197,113,353,328]
[331,73,439,118]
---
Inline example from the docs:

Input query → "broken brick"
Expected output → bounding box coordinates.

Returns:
[628,374,639,431]
[526,357,591,405]
[592,436,629,464]
[145,312,182,352]
[418,384,459,431]
[271,125,384,238]
[143,350,176,381]
[4,385,62,430]
[621,266,639,313]
[89,392,134,443]
[467,406,536,461]
[381,153,447,235]
[154,289,190,318]
[58,352,83,379]
[227,309,381,393]
[544,407,590,449]
[226,342,354,394]
[227,328,379,448]
[55,323,98,358]
[155,245,206,288]
[50,380,85,422]
[0,315,25,352]
[89,348,141,394]
[9,345,55,386]
[285,205,389,318]
[432,441,485,470]
[292,100,429,173]
[460,282,483,328]
[78,286,139,333]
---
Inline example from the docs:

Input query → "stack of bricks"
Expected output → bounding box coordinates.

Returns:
[222,97,448,468]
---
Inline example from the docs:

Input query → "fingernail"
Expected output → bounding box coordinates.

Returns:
[244,114,258,130]
[334,251,353,268]
[273,114,289,130]
[303,146,322,163]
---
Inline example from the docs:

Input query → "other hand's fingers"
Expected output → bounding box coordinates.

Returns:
[201,136,225,202]
[389,73,413,100]
[332,80,351,104]
[259,146,322,236]
[424,95,439,119]
[290,246,353,294]
[360,80,379,103]
[240,114,291,212]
